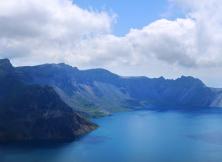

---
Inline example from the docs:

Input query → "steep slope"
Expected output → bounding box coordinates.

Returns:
[0,59,97,142]
[122,76,218,107]
[16,62,222,117]
[17,64,131,117]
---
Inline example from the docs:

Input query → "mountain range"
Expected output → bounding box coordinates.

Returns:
[15,60,222,117]
[1,58,222,142]
[0,59,97,142]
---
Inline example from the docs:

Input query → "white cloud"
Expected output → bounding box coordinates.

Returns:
[74,0,222,68]
[169,0,222,67]
[1,0,222,86]
[0,0,113,64]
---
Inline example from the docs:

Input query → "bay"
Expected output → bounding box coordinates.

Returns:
[1,110,222,162]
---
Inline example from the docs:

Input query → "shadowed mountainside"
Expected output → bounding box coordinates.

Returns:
[0,59,97,142]
[16,62,222,117]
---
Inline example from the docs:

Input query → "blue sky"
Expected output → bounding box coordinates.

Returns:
[1,0,222,87]
[74,0,170,35]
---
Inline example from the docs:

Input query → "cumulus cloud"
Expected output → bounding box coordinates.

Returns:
[169,0,222,67]
[0,0,222,86]
[75,0,222,68]
[0,0,113,64]
[72,18,196,67]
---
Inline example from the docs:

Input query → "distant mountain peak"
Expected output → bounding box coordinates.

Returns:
[55,63,77,69]
[0,58,12,67]
[178,75,200,81]
[157,76,165,80]
[176,75,205,86]
[45,63,78,71]
[18,62,79,72]
[0,58,14,73]
[0,58,10,62]
[84,68,116,75]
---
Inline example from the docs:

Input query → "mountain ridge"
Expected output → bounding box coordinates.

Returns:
[0,58,97,142]
[12,59,222,117]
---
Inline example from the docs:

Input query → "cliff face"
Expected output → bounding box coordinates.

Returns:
[0,59,97,142]
[16,62,222,117]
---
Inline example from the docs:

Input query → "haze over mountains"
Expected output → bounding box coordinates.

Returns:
[1,58,222,142]
[14,59,222,117]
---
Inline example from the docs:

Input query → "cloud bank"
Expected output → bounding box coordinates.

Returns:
[0,0,222,86]
[0,0,113,64]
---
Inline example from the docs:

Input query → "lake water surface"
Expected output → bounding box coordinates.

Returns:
[1,110,222,162]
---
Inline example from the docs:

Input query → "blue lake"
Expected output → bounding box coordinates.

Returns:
[1,110,222,162]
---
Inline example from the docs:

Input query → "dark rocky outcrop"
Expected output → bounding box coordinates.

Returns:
[0,59,97,142]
